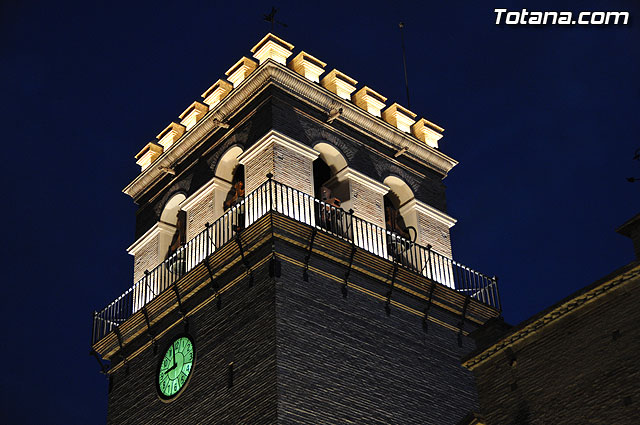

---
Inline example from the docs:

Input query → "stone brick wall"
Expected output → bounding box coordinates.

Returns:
[107,260,278,425]
[348,178,386,229]
[106,213,487,424]
[240,131,319,195]
[468,265,640,424]
[242,142,274,194]
[132,238,159,284]
[129,223,175,283]
[275,244,481,424]
[185,195,214,241]
[181,178,230,242]
[417,212,452,258]
[273,142,315,194]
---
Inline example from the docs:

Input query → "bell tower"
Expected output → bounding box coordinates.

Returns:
[91,33,501,424]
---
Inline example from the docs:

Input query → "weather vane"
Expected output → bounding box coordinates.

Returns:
[263,7,288,32]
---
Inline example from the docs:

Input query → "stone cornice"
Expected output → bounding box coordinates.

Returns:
[123,60,458,201]
[400,199,457,228]
[238,129,320,165]
[335,167,390,195]
[180,176,230,212]
[127,221,175,255]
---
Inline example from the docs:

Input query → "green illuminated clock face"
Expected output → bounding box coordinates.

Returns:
[157,336,195,400]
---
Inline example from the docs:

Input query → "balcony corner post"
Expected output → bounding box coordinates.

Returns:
[493,275,502,312]
[426,244,434,282]
[266,173,274,211]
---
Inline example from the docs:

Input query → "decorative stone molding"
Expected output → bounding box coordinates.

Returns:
[135,142,163,171]
[124,60,458,201]
[127,221,176,256]
[412,118,444,149]
[239,129,319,194]
[180,176,232,240]
[201,79,233,108]
[157,122,186,150]
[127,221,176,282]
[400,199,457,229]
[250,33,294,65]
[335,167,390,195]
[399,198,455,258]
[225,57,258,88]
[321,69,357,100]
[352,86,387,117]
[288,51,326,83]
[179,101,209,131]
[239,129,319,165]
[382,103,416,133]
[180,178,218,213]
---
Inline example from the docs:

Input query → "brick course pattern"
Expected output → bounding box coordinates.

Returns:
[275,249,480,424]
[417,212,452,258]
[132,237,160,283]
[243,143,274,194]
[185,194,216,241]
[107,262,278,425]
[106,243,483,424]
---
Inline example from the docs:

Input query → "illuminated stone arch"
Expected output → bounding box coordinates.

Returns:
[312,142,350,205]
[159,192,187,260]
[383,175,415,208]
[213,145,244,218]
[313,142,348,175]
[383,175,418,242]
[214,145,244,183]
[160,192,186,225]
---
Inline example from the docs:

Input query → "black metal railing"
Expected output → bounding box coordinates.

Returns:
[92,178,500,345]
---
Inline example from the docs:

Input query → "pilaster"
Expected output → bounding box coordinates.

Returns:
[127,222,176,283]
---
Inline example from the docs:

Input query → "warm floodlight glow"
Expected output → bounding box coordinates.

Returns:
[225,57,258,88]
[288,51,326,83]
[412,118,444,149]
[135,142,163,171]
[157,122,186,150]
[179,101,209,131]
[321,69,358,100]
[382,103,416,133]
[250,33,294,65]
[352,86,387,117]
[201,79,233,108]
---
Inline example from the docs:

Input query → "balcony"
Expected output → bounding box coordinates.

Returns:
[91,178,500,346]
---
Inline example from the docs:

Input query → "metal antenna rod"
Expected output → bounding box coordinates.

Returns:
[399,22,411,110]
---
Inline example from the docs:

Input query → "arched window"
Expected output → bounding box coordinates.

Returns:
[161,193,187,274]
[312,142,348,206]
[312,143,349,235]
[212,146,245,230]
[223,164,245,211]
[383,176,416,261]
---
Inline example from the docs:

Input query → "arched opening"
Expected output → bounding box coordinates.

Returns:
[160,193,186,225]
[161,193,187,274]
[383,176,416,261]
[312,142,348,207]
[312,143,349,235]
[214,146,245,227]
[223,164,245,211]
[215,146,243,183]
[384,176,414,208]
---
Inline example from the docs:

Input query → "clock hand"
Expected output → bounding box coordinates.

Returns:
[173,343,178,369]
[166,344,179,373]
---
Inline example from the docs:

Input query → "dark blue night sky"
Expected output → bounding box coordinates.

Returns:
[1,1,638,423]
